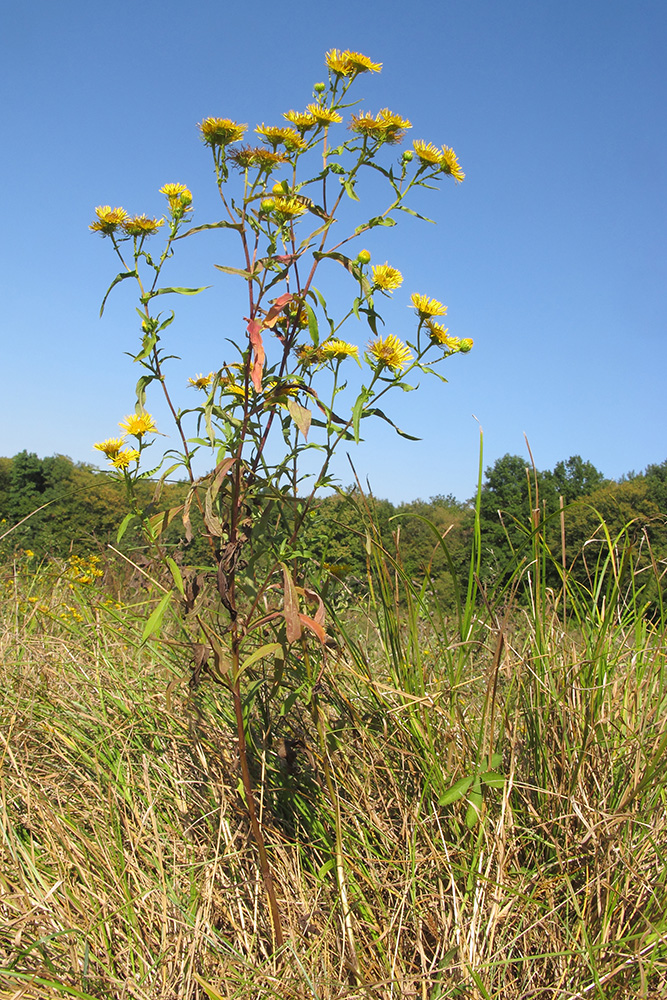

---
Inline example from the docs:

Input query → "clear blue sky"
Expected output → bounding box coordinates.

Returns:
[2,0,665,502]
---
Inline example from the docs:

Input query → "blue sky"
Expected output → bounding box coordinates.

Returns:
[1,0,665,503]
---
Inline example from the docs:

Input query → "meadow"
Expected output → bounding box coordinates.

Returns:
[2,496,667,1000]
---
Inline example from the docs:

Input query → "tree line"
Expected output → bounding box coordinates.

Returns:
[3,450,667,609]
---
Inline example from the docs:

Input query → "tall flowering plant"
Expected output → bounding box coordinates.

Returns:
[91,48,471,949]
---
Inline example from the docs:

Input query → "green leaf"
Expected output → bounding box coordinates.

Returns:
[100,270,138,316]
[214,263,259,280]
[176,221,244,238]
[438,775,474,807]
[237,642,282,678]
[343,179,359,201]
[166,557,185,596]
[116,513,136,543]
[397,204,436,224]
[364,407,420,441]
[140,591,172,645]
[479,770,505,789]
[145,285,210,301]
[465,777,484,830]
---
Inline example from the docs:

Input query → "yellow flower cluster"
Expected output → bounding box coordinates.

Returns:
[350,109,411,145]
[368,335,413,372]
[89,205,128,236]
[159,182,193,216]
[372,263,403,291]
[198,117,247,147]
[123,214,164,237]
[283,110,318,131]
[188,372,214,390]
[321,339,359,360]
[229,146,287,172]
[325,49,382,76]
[411,293,448,318]
[412,141,465,181]
[305,103,343,126]
[255,125,306,152]
[65,554,104,586]
[94,412,157,472]
[119,412,157,436]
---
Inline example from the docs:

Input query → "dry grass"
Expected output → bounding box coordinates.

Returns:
[2,543,667,999]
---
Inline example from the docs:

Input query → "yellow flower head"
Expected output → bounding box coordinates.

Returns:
[306,103,343,126]
[412,141,465,181]
[325,49,382,76]
[439,145,465,182]
[321,339,359,361]
[198,117,247,147]
[89,205,128,236]
[188,372,214,390]
[283,110,318,131]
[368,335,413,372]
[112,448,141,470]
[229,146,287,172]
[159,182,193,215]
[119,412,157,437]
[372,263,403,292]
[296,345,326,367]
[412,140,442,166]
[424,320,450,344]
[411,293,447,318]
[350,108,411,145]
[272,196,307,218]
[122,214,165,237]
[94,437,125,458]
[256,125,306,152]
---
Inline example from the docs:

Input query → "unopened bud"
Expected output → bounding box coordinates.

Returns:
[402,150,414,162]
[356,249,371,265]
[459,338,473,353]
[261,198,275,213]
[314,82,326,93]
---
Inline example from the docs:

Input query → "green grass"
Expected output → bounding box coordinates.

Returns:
[2,520,667,999]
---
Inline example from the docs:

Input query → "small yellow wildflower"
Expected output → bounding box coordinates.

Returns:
[368,335,413,372]
[283,110,318,131]
[424,320,450,344]
[273,196,307,218]
[372,263,403,291]
[412,141,465,181]
[188,372,214,390]
[89,205,128,236]
[439,145,465,182]
[112,448,141,470]
[159,183,193,215]
[321,339,359,361]
[411,293,448,318]
[325,49,382,76]
[412,140,442,166]
[306,103,343,126]
[24,549,35,559]
[122,214,165,237]
[94,437,125,458]
[119,412,157,437]
[198,117,247,147]
[229,146,287,172]
[256,125,306,152]
[350,109,411,145]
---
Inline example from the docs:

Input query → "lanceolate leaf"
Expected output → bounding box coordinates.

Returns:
[100,270,138,316]
[286,399,312,440]
[140,591,173,645]
[145,285,210,300]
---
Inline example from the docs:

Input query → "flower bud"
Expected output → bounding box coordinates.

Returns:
[314,82,326,93]
[272,181,287,195]
[402,150,414,162]
[459,338,473,353]
[261,198,275,213]
[356,249,371,265]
